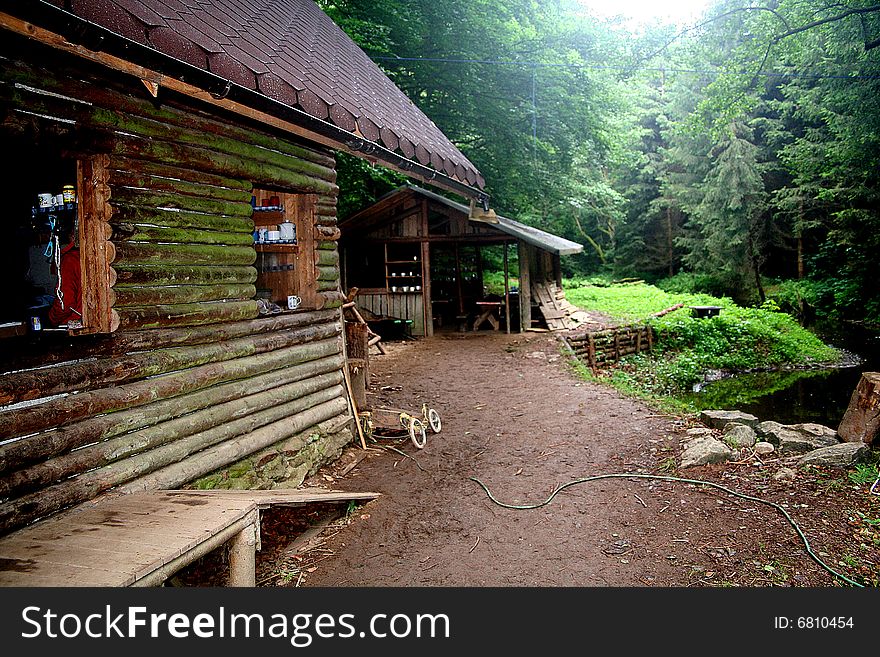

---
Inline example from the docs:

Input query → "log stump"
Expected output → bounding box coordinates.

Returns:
[837,372,880,445]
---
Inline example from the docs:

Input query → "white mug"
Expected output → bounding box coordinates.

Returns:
[287,295,301,310]
[268,230,281,241]
[38,193,52,208]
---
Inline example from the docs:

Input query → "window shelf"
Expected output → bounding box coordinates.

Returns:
[255,243,298,253]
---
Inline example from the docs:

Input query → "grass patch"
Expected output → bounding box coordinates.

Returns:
[563,281,839,397]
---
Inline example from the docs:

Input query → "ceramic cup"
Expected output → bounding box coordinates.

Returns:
[268,230,281,241]
[287,295,301,310]
[38,193,53,208]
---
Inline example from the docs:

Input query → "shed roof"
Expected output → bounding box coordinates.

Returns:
[6,1,485,197]
[347,185,584,257]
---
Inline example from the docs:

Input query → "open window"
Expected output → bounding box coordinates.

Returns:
[252,190,317,311]
[0,138,114,339]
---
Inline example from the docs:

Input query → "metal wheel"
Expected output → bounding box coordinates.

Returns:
[408,417,427,449]
[428,408,442,433]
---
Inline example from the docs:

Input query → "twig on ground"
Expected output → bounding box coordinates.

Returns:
[468,536,481,553]
[634,494,648,508]
[382,445,427,472]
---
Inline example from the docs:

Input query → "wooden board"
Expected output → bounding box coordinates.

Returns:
[533,281,576,330]
[0,488,379,586]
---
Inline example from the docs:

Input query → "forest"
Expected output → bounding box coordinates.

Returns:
[319,0,880,327]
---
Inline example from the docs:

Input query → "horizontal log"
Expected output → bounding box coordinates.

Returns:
[111,223,255,246]
[0,58,335,169]
[108,156,252,192]
[0,309,336,375]
[108,167,254,203]
[0,322,340,408]
[1,371,344,498]
[89,105,337,183]
[317,279,339,292]
[114,265,257,287]
[0,353,343,473]
[109,204,254,233]
[316,225,341,241]
[110,187,254,219]
[114,242,256,266]
[113,284,256,307]
[316,265,340,282]
[0,336,342,444]
[316,249,340,267]
[116,300,259,330]
[317,293,346,310]
[108,133,338,196]
[114,402,350,497]
[0,392,348,534]
[0,81,337,186]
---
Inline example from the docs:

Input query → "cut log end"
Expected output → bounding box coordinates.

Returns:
[838,372,880,445]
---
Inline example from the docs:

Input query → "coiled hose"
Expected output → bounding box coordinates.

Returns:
[470,472,865,588]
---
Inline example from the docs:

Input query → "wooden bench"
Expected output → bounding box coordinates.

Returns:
[0,488,378,586]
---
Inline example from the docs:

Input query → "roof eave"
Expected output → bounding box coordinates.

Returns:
[0,1,489,204]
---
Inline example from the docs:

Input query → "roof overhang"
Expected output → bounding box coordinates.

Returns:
[344,185,584,257]
[0,2,490,206]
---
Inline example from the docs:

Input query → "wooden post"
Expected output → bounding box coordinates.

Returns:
[838,372,880,445]
[227,515,258,587]
[503,241,511,335]
[517,240,531,333]
[455,242,464,315]
[422,239,433,337]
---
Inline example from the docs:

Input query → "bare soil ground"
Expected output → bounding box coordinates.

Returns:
[181,329,880,588]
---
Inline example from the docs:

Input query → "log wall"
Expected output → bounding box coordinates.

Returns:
[0,42,351,535]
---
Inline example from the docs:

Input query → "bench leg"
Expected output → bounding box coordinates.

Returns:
[227,521,257,587]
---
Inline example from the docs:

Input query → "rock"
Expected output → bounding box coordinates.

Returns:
[679,436,733,469]
[787,423,839,443]
[699,410,759,431]
[686,427,714,438]
[757,422,839,454]
[773,467,797,482]
[796,443,868,469]
[756,421,785,444]
[723,423,757,448]
[754,441,775,456]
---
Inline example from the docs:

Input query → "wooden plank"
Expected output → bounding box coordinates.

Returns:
[168,488,380,508]
[0,490,258,586]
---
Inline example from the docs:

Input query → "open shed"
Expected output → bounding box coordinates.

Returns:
[340,185,584,336]
[0,0,485,586]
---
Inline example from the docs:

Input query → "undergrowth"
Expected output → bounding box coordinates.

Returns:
[564,281,839,397]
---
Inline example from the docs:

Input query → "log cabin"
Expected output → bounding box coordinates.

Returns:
[340,185,584,335]
[0,0,486,585]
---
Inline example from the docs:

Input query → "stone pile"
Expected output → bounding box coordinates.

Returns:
[677,409,869,471]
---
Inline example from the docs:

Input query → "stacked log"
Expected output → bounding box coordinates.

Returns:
[565,325,655,372]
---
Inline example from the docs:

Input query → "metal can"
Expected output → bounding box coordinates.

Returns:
[62,185,76,203]
[30,316,42,332]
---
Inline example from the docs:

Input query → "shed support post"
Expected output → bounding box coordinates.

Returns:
[518,241,531,333]
[227,516,258,587]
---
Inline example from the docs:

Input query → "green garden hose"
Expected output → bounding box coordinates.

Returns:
[470,472,865,588]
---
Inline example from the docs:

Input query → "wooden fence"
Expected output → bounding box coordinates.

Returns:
[564,324,654,372]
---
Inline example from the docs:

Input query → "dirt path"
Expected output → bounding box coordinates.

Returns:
[275,331,878,588]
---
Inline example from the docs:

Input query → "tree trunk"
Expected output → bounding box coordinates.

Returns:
[838,372,880,445]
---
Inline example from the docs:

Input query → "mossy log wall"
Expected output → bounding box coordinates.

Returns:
[0,46,352,535]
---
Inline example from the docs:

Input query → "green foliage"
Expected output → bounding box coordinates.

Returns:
[849,463,879,487]
[565,281,838,393]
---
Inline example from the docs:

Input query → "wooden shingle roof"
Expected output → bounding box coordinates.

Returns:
[15,0,485,193]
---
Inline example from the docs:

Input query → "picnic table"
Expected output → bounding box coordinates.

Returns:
[473,301,503,331]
